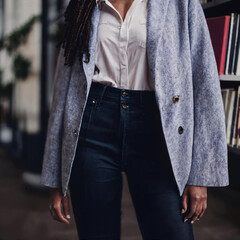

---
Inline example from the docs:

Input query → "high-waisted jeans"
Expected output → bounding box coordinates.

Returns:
[69,81,194,240]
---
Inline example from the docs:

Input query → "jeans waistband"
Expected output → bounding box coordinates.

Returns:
[89,81,156,105]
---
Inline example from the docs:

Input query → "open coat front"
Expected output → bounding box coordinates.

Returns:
[40,0,229,197]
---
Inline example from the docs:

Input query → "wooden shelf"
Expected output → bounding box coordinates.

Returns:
[219,75,240,81]
[228,144,240,156]
[201,0,233,10]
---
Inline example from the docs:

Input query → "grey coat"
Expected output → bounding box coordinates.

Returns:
[40,0,229,197]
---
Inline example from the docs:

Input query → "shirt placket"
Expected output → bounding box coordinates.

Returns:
[104,0,131,89]
[119,20,128,89]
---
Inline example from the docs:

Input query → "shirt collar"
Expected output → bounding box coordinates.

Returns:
[96,0,144,10]
[96,0,105,9]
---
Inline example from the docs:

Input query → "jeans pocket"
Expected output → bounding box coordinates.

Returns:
[79,95,98,141]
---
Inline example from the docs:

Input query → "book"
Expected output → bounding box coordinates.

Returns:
[230,86,240,145]
[233,86,240,146]
[231,14,240,75]
[206,15,230,75]
[226,89,236,144]
[228,13,239,74]
[224,13,235,75]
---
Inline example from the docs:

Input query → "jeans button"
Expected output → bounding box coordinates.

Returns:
[122,104,128,109]
[122,92,127,97]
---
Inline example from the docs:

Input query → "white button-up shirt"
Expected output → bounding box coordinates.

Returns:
[92,0,154,90]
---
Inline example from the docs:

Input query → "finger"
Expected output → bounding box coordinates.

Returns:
[62,195,71,220]
[198,201,207,219]
[49,204,59,221]
[51,209,60,221]
[190,204,202,224]
[52,203,70,224]
[197,193,208,220]
[181,193,188,214]
[184,200,197,222]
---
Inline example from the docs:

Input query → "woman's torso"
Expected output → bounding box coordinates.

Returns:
[92,0,154,90]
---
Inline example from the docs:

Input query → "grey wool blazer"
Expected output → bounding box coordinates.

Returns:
[40,0,229,197]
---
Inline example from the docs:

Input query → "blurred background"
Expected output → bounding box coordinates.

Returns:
[0,0,240,239]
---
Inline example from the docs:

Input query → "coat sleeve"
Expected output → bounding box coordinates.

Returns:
[40,47,71,189]
[186,0,229,186]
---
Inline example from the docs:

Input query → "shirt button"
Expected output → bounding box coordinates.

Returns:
[120,43,126,48]
[178,126,184,134]
[122,104,128,109]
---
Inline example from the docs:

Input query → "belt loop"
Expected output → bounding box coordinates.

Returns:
[98,84,108,106]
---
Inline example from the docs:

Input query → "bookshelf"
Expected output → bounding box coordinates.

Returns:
[202,0,239,17]
[219,75,240,81]
[201,0,240,188]
[202,0,233,10]
[228,144,240,156]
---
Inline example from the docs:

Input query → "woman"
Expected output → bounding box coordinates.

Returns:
[40,0,229,239]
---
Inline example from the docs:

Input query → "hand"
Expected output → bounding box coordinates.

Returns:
[181,185,207,224]
[48,188,71,224]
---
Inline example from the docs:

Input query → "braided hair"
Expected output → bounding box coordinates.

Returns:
[60,0,96,66]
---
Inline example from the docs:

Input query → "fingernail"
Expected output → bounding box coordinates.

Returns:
[181,209,185,214]
[191,221,194,224]
[66,214,71,219]
[184,218,188,222]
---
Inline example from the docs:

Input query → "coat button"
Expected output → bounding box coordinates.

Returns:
[172,95,180,103]
[73,129,78,137]
[178,126,184,134]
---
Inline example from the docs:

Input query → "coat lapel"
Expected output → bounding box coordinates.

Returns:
[82,5,101,86]
[82,0,170,87]
[146,0,170,85]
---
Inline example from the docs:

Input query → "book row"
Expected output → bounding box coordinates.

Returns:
[207,13,240,76]
[222,86,240,148]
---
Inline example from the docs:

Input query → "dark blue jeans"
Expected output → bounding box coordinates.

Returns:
[69,81,194,240]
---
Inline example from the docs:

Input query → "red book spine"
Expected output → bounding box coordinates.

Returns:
[207,16,230,75]
[219,16,230,75]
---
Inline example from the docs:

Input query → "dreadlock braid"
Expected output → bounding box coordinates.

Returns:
[61,0,96,66]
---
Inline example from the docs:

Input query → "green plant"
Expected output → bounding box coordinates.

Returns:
[12,53,31,80]
[0,15,40,82]
[0,15,41,53]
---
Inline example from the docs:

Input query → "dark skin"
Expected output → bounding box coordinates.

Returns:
[48,0,208,225]
[182,185,208,223]
[109,0,135,21]
[49,185,207,224]
[49,188,71,224]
